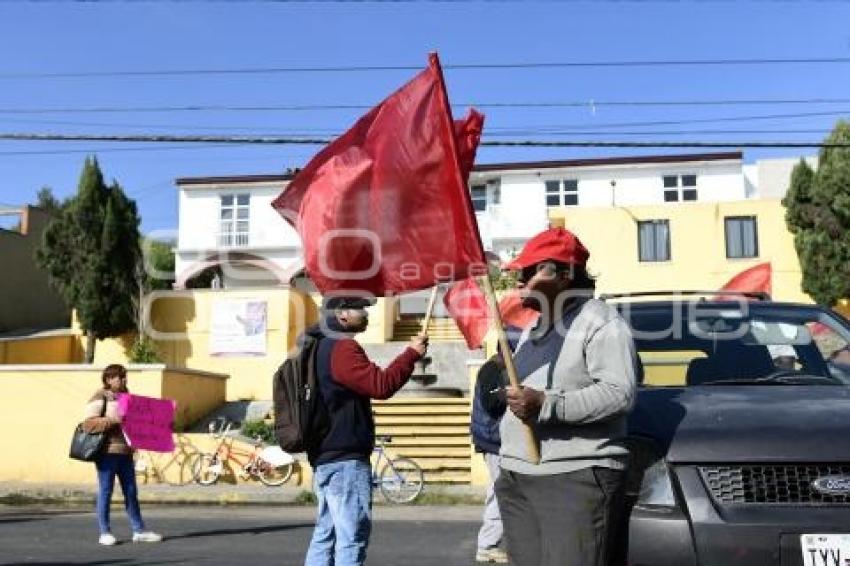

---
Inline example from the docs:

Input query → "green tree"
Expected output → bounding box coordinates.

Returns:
[142,238,176,291]
[783,121,850,306]
[36,157,142,362]
[35,186,64,217]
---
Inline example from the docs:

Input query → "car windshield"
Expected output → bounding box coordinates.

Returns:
[617,302,850,387]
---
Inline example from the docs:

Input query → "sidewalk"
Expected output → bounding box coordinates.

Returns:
[0,481,485,506]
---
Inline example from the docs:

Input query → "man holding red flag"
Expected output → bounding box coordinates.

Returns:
[494,227,637,566]
[272,54,486,566]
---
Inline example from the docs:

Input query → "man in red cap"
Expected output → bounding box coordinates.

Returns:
[494,227,637,566]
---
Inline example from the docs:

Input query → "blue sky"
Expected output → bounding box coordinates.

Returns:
[1,2,849,234]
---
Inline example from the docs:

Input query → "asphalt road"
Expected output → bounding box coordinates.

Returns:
[0,505,484,565]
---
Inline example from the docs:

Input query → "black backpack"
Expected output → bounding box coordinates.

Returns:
[273,334,330,453]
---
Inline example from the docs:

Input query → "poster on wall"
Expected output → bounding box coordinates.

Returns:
[209,299,267,356]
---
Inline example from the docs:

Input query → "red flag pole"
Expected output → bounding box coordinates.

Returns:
[480,274,540,464]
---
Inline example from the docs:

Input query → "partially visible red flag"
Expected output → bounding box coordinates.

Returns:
[443,278,490,350]
[272,53,486,296]
[498,290,541,329]
[717,262,772,300]
[443,279,539,350]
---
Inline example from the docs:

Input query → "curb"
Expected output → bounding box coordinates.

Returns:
[0,483,485,507]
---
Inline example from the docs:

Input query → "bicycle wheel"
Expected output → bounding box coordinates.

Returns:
[378,457,424,504]
[256,458,294,486]
[194,453,223,486]
[166,451,203,486]
[134,453,151,484]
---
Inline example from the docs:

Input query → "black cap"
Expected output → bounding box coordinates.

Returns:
[322,296,377,310]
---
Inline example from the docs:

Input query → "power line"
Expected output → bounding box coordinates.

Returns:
[0,132,846,148]
[486,110,850,131]
[0,143,252,156]
[3,98,850,114]
[4,110,847,137]
[2,57,850,79]
[0,129,835,156]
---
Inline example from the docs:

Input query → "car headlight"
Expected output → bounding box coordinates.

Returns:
[637,458,677,506]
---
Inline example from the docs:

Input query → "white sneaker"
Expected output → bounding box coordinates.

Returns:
[98,533,117,546]
[476,547,508,563]
[132,531,163,543]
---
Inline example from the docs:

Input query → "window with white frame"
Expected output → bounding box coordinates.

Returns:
[638,219,671,262]
[725,216,759,259]
[545,179,579,207]
[470,178,501,212]
[219,194,250,247]
[662,174,698,202]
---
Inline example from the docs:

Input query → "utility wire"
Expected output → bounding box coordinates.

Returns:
[3,57,850,79]
[3,98,850,114]
[0,132,847,148]
[4,110,847,136]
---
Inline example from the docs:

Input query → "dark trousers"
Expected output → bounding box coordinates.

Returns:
[494,466,627,566]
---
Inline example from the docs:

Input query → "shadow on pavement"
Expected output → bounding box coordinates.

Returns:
[164,521,314,540]
[6,560,192,566]
[4,561,134,566]
[0,516,47,525]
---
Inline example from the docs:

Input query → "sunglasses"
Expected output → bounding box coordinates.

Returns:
[516,262,558,284]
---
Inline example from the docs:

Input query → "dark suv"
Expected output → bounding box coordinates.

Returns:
[609,292,850,566]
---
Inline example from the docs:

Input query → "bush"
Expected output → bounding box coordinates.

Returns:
[293,490,317,505]
[241,419,274,444]
[128,336,162,363]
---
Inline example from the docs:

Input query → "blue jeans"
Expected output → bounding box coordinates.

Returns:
[305,459,372,566]
[95,453,145,535]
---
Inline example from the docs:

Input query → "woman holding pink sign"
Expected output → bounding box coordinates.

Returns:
[82,364,163,546]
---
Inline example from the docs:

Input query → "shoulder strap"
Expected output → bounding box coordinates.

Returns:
[100,396,107,417]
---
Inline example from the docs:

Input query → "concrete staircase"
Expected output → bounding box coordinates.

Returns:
[392,317,465,342]
[373,397,471,484]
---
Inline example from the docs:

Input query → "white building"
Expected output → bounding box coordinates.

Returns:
[173,151,809,290]
[174,174,300,289]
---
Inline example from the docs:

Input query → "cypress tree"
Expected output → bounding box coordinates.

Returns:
[36,157,141,362]
[783,121,850,306]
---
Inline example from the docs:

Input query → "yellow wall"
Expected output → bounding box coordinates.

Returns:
[548,199,809,303]
[0,365,226,483]
[0,333,83,364]
[142,288,318,401]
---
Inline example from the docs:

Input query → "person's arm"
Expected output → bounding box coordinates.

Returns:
[82,398,120,433]
[330,336,425,400]
[537,318,637,425]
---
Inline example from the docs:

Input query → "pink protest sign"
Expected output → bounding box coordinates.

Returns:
[117,393,177,453]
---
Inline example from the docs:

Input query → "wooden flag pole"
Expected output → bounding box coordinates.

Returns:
[479,274,541,464]
[421,285,440,335]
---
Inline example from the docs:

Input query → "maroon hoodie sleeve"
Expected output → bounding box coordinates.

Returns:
[330,339,422,400]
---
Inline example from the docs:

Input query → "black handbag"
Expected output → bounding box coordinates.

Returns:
[69,398,108,462]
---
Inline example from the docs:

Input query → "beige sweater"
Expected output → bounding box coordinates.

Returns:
[83,389,131,455]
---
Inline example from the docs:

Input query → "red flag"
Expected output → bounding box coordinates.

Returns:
[443,280,539,350]
[272,53,486,296]
[717,262,772,299]
[498,290,541,329]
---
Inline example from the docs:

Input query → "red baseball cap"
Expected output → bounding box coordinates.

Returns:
[505,227,590,270]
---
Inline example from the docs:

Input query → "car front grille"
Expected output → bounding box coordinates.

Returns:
[700,465,850,505]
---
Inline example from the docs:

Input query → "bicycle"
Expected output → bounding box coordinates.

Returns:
[372,435,424,504]
[134,435,202,486]
[194,419,295,487]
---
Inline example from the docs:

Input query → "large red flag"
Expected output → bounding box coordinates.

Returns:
[717,262,772,299]
[272,53,486,296]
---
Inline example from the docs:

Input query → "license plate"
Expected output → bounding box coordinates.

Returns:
[801,534,850,566]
